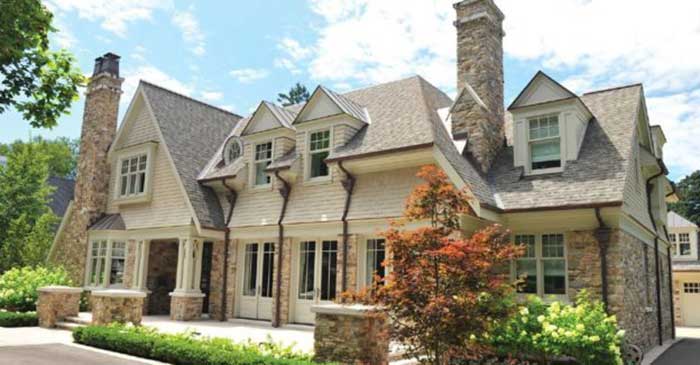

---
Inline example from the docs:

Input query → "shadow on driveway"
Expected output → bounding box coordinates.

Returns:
[652,338,700,365]
[0,343,152,365]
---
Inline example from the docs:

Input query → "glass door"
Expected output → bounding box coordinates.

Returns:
[294,240,338,324]
[238,242,275,321]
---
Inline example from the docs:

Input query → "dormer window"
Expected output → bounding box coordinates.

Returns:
[119,154,147,197]
[529,114,561,171]
[254,141,272,185]
[224,137,242,165]
[308,130,330,179]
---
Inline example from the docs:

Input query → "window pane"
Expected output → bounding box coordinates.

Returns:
[542,234,564,258]
[120,176,128,196]
[321,240,338,301]
[366,239,386,286]
[516,259,537,294]
[111,242,126,258]
[261,243,275,298]
[128,175,136,194]
[129,157,137,173]
[255,162,270,185]
[243,244,258,296]
[680,243,691,256]
[310,130,330,151]
[669,234,676,243]
[531,140,560,163]
[310,151,329,178]
[138,172,146,193]
[255,142,272,161]
[515,235,536,257]
[298,241,315,300]
[138,155,147,171]
[110,257,125,285]
[543,259,566,295]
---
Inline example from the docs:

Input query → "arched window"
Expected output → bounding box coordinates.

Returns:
[223,137,242,165]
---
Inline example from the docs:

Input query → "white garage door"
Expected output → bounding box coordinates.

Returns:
[681,282,700,326]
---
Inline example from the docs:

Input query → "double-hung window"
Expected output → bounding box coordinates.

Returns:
[254,142,272,186]
[528,115,561,171]
[308,130,330,179]
[678,233,691,256]
[513,233,566,297]
[364,238,386,286]
[119,154,148,197]
[670,233,677,256]
[87,240,126,287]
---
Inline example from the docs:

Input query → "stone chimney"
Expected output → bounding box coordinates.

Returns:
[48,52,123,283]
[452,0,505,173]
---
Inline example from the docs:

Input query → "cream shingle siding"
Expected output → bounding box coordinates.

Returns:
[622,140,654,232]
[347,167,421,220]
[106,102,193,229]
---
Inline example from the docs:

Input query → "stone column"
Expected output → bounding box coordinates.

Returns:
[90,289,146,325]
[312,304,389,365]
[272,237,292,326]
[37,286,82,328]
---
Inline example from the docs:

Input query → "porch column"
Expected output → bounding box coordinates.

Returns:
[192,239,203,291]
[132,240,150,290]
[170,237,205,321]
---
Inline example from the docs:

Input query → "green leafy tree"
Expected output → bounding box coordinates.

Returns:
[0,0,85,128]
[0,137,79,178]
[365,165,523,364]
[277,82,310,106]
[0,142,57,272]
[670,171,700,225]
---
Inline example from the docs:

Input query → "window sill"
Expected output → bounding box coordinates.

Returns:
[303,176,332,186]
[114,193,150,206]
[249,183,272,192]
[515,293,570,304]
[526,167,564,176]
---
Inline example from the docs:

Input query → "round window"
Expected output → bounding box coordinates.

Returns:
[223,137,242,165]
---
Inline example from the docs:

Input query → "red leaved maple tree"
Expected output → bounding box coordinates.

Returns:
[372,165,523,364]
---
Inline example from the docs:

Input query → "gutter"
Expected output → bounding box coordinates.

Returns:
[338,161,356,293]
[220,179,237,321]
[645,166,665,346]
[273,170,291,327]
[594,208,611,311]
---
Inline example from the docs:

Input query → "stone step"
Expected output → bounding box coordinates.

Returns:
[64,315,91,325]
[55,321,84,331]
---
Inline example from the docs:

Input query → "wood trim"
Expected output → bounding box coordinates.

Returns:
[493,201,623,214]
[325,142,434,163]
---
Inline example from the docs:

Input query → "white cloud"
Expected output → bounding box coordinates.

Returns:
[171,8,206,56]
[229,68,269,83]
[121,65,192,104]
[200,91,223,102]
[44,0,171,37]
[274,58,302,75]
[279,37,312,60]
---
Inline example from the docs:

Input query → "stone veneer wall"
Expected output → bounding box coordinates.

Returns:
[208,240,225,319]
[313,306,389,365]
[91,292,145,325]
[37,287,82,328]
[336,234,358,298]
[122,240,137,289]
[272,237,292,326]
[567,229,673,352]
[48,71,123,284]
[145,240,178,315]
[170,294,204,321]
[224,239,238,320]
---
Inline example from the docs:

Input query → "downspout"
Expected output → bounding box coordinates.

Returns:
[338,161,356,293]
[646,168,665,346]
[594,208,611,311]
[274,170,291,327]
[664,224,675,340]
[220,180,237,321]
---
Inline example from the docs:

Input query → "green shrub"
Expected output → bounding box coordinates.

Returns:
[0,310,38,327]
[0,266,73,312]
[485,291,625,365]
[73,324,321,365]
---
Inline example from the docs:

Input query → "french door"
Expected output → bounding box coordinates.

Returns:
[294,240,338,324]
[238,242,275,320]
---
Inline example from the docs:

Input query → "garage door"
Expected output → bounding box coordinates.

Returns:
[681,282,700,326]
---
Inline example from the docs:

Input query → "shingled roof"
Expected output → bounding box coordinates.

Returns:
[47,176,75,218]
[487,84,642,211]
[140,81,242,228]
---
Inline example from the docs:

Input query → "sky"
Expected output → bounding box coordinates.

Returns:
[2,0,699,181]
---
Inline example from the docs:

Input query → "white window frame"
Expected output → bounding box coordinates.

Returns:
[85,239,127,289]
[357,237,389,288]
[118,154,148,197]
[252,140,273,187]
[113,142,156,205]
[672,231,696,259]
[305,128,332,182]
[511,233,568,300]
[223,137,243,165]
[527,114,563,175]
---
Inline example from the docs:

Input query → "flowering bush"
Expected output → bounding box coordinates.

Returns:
[485,291,625,365]
[0,266,73,312]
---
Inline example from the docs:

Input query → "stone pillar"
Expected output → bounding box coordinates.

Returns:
[272,237,292,326]
[169,292,205,321]
[91,289,146,325]
[37,286,82,328]
[312,304,389,365]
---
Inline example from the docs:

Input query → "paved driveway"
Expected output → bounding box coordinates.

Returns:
[0,343,155,365]
[652,338,700,365]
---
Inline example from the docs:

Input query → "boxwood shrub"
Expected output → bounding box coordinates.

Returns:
[73,324,325,365]
[0,310,38,327]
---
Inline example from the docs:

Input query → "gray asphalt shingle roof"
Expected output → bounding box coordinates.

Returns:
[488,84,642,210]
[47,176,75,218]
[140,81,242,228]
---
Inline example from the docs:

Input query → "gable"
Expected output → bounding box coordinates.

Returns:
[509,72,577,110]
[242,102,294,136]
[296,89,344,122]
[110,90,157,153]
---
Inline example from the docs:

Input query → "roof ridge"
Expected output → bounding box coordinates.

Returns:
[140,80,243,119]
[583,83,643,96]
[340,74,423,96]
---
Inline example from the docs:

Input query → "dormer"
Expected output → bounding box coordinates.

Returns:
[508,72,592,175]
[241,101,297,189]
[292,86,369,182]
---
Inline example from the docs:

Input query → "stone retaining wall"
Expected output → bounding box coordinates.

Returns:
[37,286,82,328]
[91,290,146,325]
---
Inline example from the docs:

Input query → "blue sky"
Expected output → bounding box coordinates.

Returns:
[3,0,700,181]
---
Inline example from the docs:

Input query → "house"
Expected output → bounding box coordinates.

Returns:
[669,211,700,326]
[47,176,75,225]
[49,0,675,352]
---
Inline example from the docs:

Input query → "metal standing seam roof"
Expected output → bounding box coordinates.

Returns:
[668,211,698,228]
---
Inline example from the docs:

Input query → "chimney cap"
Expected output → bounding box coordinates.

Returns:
[92,52,121,78]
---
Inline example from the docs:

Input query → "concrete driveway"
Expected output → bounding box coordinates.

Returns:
[652,338,700,365]
[0,343,156,365]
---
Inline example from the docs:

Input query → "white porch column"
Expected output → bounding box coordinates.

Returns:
[132,240,150,289]
[176,238,185,290]
[192,239,203,292]
[182,238,194,291]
